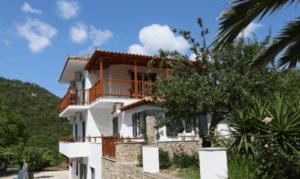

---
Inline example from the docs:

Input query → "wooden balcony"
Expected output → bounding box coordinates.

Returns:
[59,88,88,112]
[60,136,102,143]
[88,78,156,103]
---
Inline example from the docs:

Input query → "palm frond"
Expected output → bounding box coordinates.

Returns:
[213,0,299,50]
[252,17,300,68]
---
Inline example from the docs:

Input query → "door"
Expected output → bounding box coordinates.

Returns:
[113,117,118,136]
[82,121,86,142]
[90,167,95,179]
[81,76,86,104]
[79,164,87,179]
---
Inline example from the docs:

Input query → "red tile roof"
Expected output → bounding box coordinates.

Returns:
[120,97,154,111]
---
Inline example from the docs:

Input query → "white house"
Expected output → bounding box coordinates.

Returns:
[58,50,229,179]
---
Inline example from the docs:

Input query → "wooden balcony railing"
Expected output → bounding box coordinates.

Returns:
[60,88,88,112]
[102,136,122,158]
[89,79,157,103]
[102,136,144,158]
[60,136,102,143]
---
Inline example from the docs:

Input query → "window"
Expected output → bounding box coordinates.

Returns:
[90,167,95,179]
[185,118,193,133]
[166,120,184,137]
[75,124,78,138]
[82,121,86,137]
[75,162,78,175]
[113,117,118,136]
[132,112,146,137]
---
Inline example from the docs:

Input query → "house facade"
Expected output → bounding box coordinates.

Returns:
[58,50,225,179]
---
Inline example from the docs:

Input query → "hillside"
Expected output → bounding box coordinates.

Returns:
[0,77,71,169]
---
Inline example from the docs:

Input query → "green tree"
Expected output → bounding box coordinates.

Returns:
[0,107,26,169]
[214,0,300,68]
[153,19,278,143]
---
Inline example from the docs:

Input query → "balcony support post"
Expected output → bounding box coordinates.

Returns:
[134,61,138,98]
[99,59,104,96]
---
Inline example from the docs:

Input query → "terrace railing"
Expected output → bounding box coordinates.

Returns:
[59,136,102,143]
[59,88,88,112]
[89,79,156,103]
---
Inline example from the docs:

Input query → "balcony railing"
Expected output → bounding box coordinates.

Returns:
[60,136,102,143]
[89,78,156,103]
[59,88,88,111]
[60,79,157,110]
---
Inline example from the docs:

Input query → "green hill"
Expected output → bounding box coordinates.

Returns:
[0,77,71,170]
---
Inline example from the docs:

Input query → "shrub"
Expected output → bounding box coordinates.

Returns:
[136,148,171,169]
[137,153,142,167]
[229,94,300,178]
[257,146,300,179]
[173,152,198,168]
[159,149,171,169]
[228,155,258,179]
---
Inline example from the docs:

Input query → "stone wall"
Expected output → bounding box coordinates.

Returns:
[115,140,201,163]
[158,140,201,157]
[102,157,179,179]
[145,116,157,144]
[115,142,144,163]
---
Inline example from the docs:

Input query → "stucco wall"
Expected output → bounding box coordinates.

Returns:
[89,107,113,136]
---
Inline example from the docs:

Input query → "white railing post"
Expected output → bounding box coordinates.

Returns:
[142,146,159,173]
[199,148,228,179]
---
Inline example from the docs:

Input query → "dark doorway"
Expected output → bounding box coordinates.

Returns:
[113,117,118,136]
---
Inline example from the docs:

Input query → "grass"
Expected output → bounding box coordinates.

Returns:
[176,155,258,179]
[177,166,199,179]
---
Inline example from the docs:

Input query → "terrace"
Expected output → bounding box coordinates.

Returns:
[59,50,171,111]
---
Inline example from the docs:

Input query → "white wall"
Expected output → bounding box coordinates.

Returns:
[87,143,102,179]
[89,107,113,136]
[65,143,102,179]
[72,112,86,138]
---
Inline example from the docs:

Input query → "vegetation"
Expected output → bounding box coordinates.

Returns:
[173,152,198,168]
[230,95,300,178]
[153,19,278,144]
[214,0,300,68]
[137,149,172,169]
[0,77,71,171]
[177,154,258,179]
[152,18,300,178]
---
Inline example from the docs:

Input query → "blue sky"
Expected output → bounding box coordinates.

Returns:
[0,0,298,97]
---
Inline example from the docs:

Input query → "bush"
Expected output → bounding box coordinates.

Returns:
[257,147,300,179]
[173,152,198,168]
[228,155,257,179]
[159,149,171,169]
[136,149,171,169]
[229,94,300,178]
[22,147,56,170]
[137,153,142,167]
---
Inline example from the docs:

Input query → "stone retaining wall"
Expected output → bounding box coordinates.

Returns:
[102,157,179,179]
[158,140,201,157]
[115,140,201,163]
[115,142,144,163]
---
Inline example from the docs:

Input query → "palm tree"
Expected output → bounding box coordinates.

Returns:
[213,0,300,68]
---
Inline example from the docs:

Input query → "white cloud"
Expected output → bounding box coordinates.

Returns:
[70,23,87,43]
[128,24,189,55]
[22,2,42,14]
[56,0,79,19]
[189,53,197,61]
[89,26,113,47]
[238,22,263,38]
[16,18,57,53]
